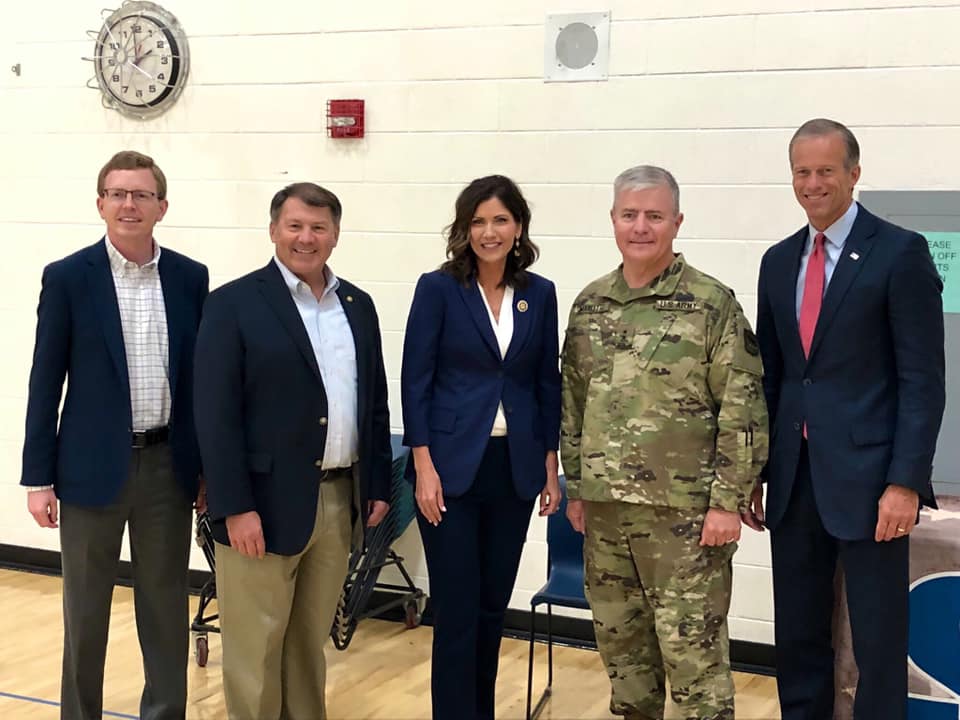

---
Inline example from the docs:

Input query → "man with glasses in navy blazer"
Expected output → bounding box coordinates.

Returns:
[21,150,208,720]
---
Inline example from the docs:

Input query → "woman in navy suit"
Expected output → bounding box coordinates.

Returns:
[402,175,562,720]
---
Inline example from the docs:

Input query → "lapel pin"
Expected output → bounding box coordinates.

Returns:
[346,295,354,302]
[849,252,860,261]
[517,300,529,313]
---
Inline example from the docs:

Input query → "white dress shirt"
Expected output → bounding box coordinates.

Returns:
[105,237,171,432]
[478,284,514,437]
[795,201,859,320]
[273,257,359,468]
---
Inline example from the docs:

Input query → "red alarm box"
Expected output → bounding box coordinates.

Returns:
[326,99,365,138]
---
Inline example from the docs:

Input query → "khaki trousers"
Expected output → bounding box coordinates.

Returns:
[215,473,353,720]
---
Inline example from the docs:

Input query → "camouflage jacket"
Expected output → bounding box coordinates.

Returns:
[560,254,768,512]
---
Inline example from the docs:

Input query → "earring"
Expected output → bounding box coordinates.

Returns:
[513,237,521,257]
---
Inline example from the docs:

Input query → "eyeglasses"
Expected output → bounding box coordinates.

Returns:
[101,188,159,203]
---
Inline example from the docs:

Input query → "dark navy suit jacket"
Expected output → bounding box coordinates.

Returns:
[757,204,945,540]
[21,240,209,505]
[193,262,392,556]
[401,270,561,500]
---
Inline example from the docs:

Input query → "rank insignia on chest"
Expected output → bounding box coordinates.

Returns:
[655,300,702,312]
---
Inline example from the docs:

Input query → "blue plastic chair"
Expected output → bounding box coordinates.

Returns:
[526,476,591,720]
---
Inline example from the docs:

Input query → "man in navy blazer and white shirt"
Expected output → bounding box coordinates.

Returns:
[21,150,208,720]
[194,182,392,720]
[753,119,945,720]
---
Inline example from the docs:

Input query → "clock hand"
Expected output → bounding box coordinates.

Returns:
[128,61,154,80]
[102,21,120,48]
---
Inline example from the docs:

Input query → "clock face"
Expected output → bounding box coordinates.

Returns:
[89,2,189,120]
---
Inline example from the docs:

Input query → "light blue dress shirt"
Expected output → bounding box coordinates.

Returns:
[795,201,859,321]
[274,256,359,468]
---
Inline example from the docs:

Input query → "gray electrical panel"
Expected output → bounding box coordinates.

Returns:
[860,191,960,497]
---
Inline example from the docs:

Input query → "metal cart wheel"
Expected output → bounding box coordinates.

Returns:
[403,598,422,629]
[194,633,209,667]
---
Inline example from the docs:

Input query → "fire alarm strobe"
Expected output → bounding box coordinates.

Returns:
[327,99,364,138]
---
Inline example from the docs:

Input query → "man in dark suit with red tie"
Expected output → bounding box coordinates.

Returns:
[752,119,945,720]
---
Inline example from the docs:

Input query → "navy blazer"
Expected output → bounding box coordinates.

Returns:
[193,262,392,556]
[756,204,945,540]
[401,270,561,500]
[21,240,208,505]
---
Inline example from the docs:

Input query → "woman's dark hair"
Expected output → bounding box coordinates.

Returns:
[440,175,538,287]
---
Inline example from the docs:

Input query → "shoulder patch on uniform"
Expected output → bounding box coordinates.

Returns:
[655,299,702,312]
[743,328,759,356]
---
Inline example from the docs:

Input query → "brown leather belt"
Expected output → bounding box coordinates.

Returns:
[318,466,352,482]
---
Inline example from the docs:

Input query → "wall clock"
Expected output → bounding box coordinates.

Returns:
[85,1,190,120]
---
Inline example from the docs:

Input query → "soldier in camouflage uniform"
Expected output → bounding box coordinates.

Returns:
[560,165,768,720]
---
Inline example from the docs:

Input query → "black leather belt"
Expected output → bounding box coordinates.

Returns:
[318,466,352,482]
[132,426,169,449]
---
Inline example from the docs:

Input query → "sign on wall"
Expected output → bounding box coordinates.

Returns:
[927,232,960,314]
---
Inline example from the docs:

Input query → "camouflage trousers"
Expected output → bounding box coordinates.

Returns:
[582,501,736,720]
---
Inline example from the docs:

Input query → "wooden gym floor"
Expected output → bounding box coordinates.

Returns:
[0,568,781,719]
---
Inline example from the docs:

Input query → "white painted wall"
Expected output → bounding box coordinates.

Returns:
[2,0,959,646]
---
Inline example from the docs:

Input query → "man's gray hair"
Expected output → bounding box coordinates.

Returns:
[789,118,860,170]
[613,165,680,214]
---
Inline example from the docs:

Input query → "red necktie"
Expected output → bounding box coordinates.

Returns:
[799,232,826,358]
[799,233,825,439]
